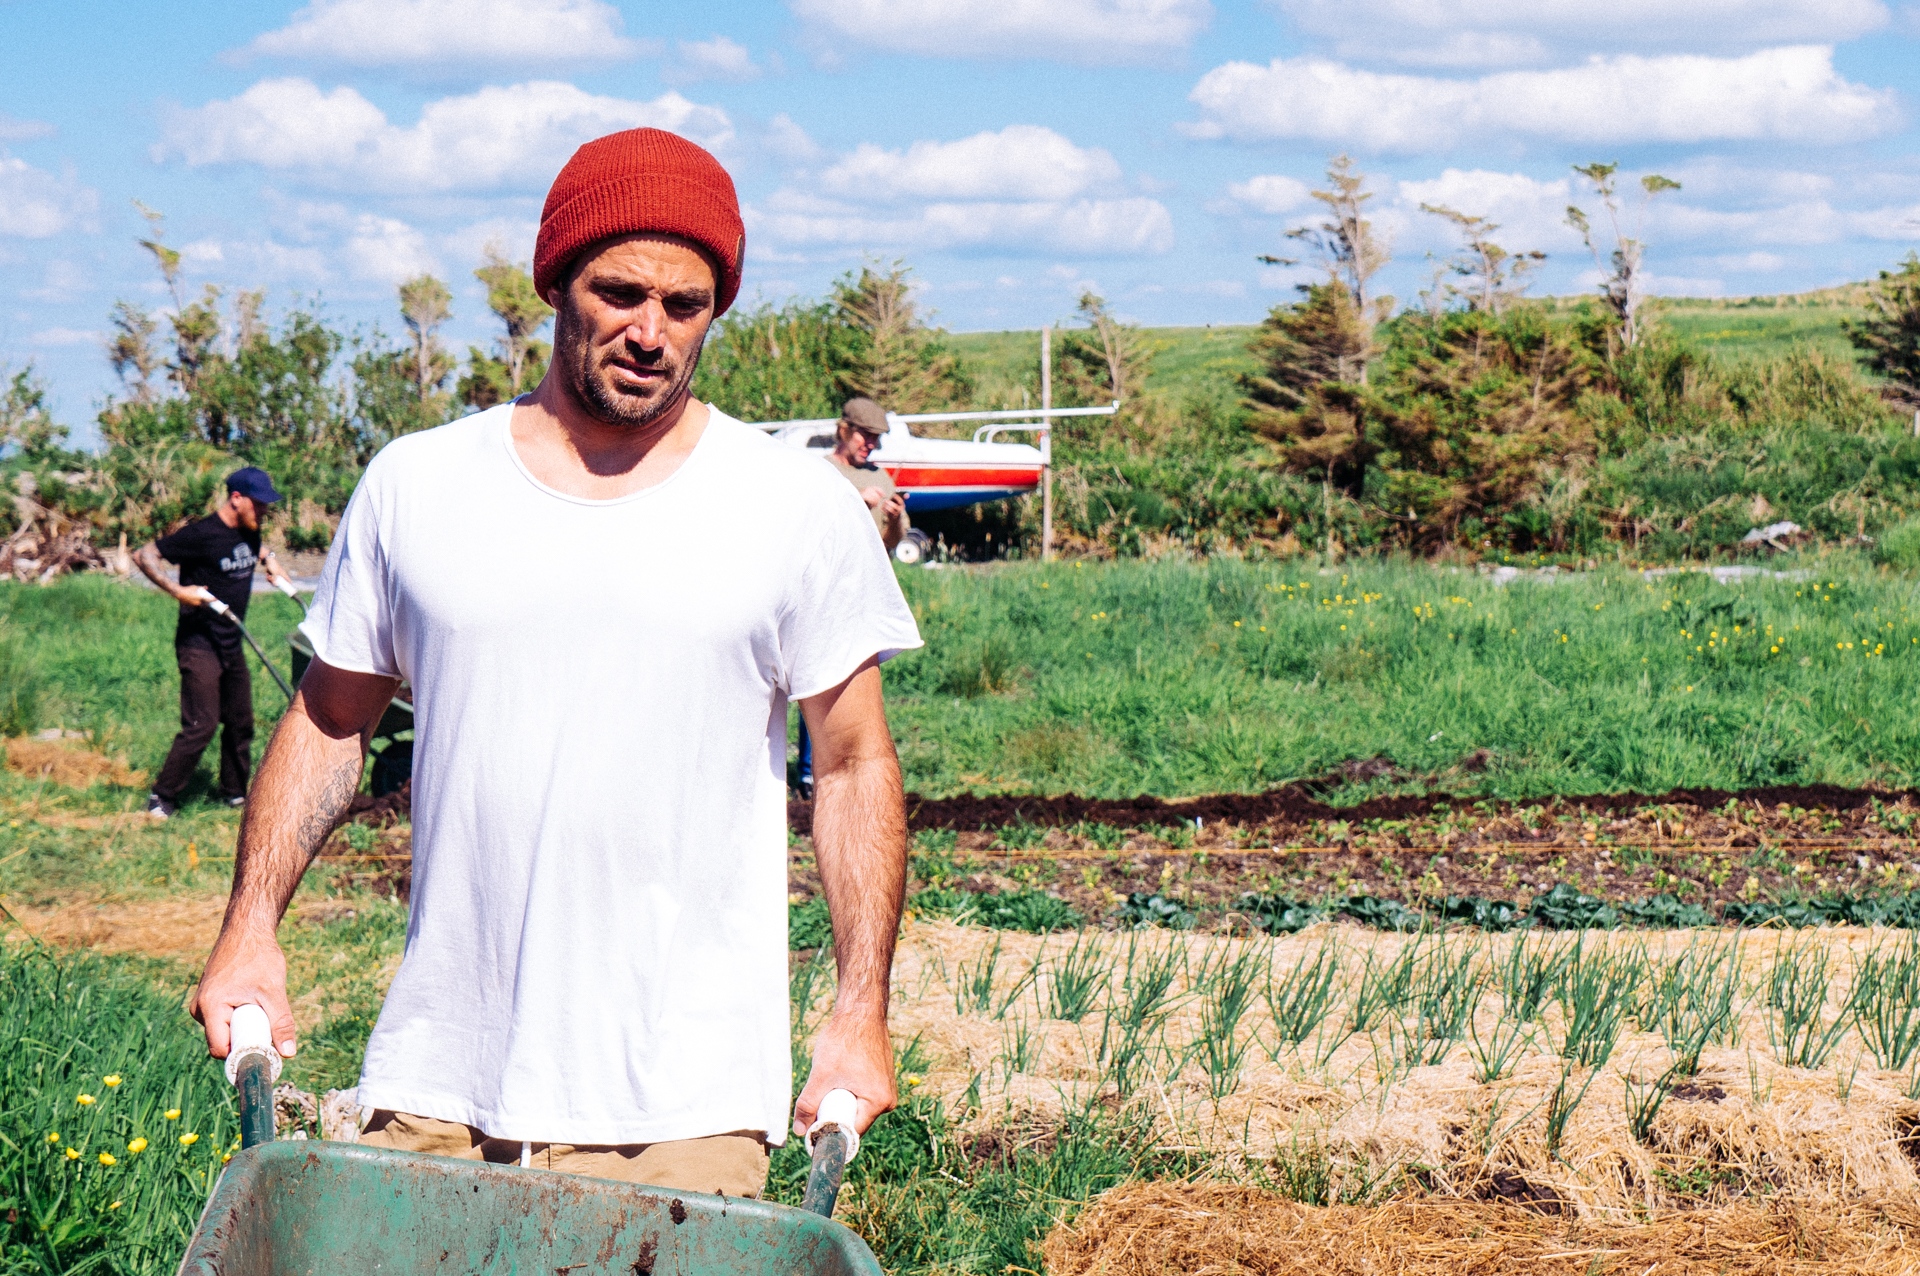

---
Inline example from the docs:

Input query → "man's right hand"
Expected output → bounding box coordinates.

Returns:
[859,487,886,511]
[179,585,215,607]
[191,925,298,1060]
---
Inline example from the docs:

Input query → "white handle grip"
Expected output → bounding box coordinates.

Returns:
[275,579,302,600]
[205,598,231,617]
[805,1089,860,1163]
[224,1004,283,1085]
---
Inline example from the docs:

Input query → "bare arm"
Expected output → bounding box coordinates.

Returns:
[790,656,906,1138]
[133,540,210,606]
[191,656,400,1059]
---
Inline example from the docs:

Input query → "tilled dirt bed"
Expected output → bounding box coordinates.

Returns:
[782,782,1920,930]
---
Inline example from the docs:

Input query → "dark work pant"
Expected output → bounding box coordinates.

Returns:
[153,639,254,802]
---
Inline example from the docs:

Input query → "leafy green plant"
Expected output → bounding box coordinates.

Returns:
[1118,892,1195,930]
[1237,893,1330,934]
[1498,934,1565,1022]
[1619,894,1715,928]
[788,897,832,951]
[1193,950,1263,1098]
[1530,883,1620,929]
[1544,1063,1599,1160]
[978,889,1081,934]
[1467,1014,1530,1083]
[1554,942,1637,1067]
[989,820,1049,853]
[1431,895,1527,931]
[907,885,982,924]
[1340,895,1427,932]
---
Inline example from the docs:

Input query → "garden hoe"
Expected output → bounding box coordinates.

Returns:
[205,598,297,704]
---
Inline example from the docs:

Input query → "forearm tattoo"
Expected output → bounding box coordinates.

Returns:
[297,753,363,858]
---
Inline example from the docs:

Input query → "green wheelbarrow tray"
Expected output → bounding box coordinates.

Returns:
[177,1139,881,1276]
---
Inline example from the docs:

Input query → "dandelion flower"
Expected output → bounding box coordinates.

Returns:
[76,1094,95,1106]
[46,1132,59,1144]
[65,1148,80,1161]
[222,1153,233,1164]
[164,1109,181,1121]
[179,1133,199,1147]
[127,1138,147,1154]
[102,1075,121,1088]
[108,1201,121,1211]
[98,1153,115,1166]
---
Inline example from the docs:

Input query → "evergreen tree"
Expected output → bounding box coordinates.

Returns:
[1847,253,1920,402]
[829,261,968,415]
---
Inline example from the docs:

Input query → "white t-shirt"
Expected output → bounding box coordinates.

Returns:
[298,402,922,1146]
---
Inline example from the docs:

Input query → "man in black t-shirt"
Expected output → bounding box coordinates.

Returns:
[134,467,294,819]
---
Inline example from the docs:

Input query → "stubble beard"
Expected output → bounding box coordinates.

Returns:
[557,300,706,432]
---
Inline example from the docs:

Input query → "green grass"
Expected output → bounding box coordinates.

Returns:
[945,325,1259,410]
[0,944,244,1276]
[1655,303,1863,365]
[883,551,1920,799]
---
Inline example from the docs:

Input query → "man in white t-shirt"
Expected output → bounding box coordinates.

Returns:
[190,128,922,1197]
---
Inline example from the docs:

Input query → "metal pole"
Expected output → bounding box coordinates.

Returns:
[1041,326,1052,563]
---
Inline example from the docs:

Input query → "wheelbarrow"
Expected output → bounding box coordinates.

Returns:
[286,631,416,797]
[178,1007,879,1275]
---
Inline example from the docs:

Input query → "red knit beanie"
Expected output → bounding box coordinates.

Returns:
[533,129,745,316]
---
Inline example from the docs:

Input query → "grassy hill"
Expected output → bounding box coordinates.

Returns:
[946,285,1877,404]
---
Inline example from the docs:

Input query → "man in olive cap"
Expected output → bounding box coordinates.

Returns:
[136,466,294,819]
[828,396,908,554]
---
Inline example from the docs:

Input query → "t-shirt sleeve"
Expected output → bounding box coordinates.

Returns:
[296,460,400,679]
[153,521,208,564]
[780,481,924,701]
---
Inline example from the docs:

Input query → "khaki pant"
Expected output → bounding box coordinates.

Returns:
[359,1110,770,1198]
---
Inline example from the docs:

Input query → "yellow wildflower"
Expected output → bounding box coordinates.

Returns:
[46,1132,59,1145]
[102,1075,121,1088]
[76,1094,95,1106]
[108,1201,121,1211]
[65,1147,80,1161]
[164,1109,181,1121]
[98,1153,115,1166]
[179,1133,199,1146]
[127,1138,147,1154]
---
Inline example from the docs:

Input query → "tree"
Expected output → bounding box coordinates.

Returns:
[397,275,455,402]
[471,243,552,400]
[1263,155,1393,383]
[691,299,842,422]
[1847,252,1920,403]
[0,365,67,457]
[134,202,225,403]
[1058,292,1152,406]
[1565,163,1680,351]
[1419,204,1546,316]
[106,301,160,403]
[829,261,968,414]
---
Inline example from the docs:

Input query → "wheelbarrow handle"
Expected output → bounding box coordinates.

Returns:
[225,1004,281,1150]
[801,1089,861,1218]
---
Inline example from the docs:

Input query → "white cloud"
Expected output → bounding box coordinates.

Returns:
[763,114,822,163]
[237,0,646,67]
[158,78,734,192]
[0,113,55,142]
[752,191,1175,256]
[1224,174,1311,214]
[29,327,101,347]
[1272,0,1891,67]
[790,0,1212,64]
[0,154,98,238]
[667,36,762,84]
[1397,169,1579,253]
[818,126,1122,202]
[1713,251,1791,271]
[344,215,440,282]
[1185,46,1899,151]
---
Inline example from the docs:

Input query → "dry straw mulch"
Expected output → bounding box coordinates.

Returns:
[4,735,146,789]
[1044,1181,1920,1276]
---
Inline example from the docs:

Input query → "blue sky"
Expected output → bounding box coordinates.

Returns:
[3,0,1918,436]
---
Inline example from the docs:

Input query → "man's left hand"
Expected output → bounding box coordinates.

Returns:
[792,1008,897,1138]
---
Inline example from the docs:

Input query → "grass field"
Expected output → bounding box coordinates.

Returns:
[7,559,1920,1272]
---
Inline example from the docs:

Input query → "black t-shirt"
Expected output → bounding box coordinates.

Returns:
[155,514,260,650]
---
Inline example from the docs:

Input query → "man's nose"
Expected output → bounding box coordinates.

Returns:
[624,300,668,349]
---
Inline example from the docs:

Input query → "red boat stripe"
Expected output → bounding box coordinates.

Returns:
[884,467,1042,487]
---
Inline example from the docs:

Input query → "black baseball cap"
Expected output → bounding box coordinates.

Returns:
[226,467,282,504]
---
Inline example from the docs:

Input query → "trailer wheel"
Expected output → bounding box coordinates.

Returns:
[893,530,930,565]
